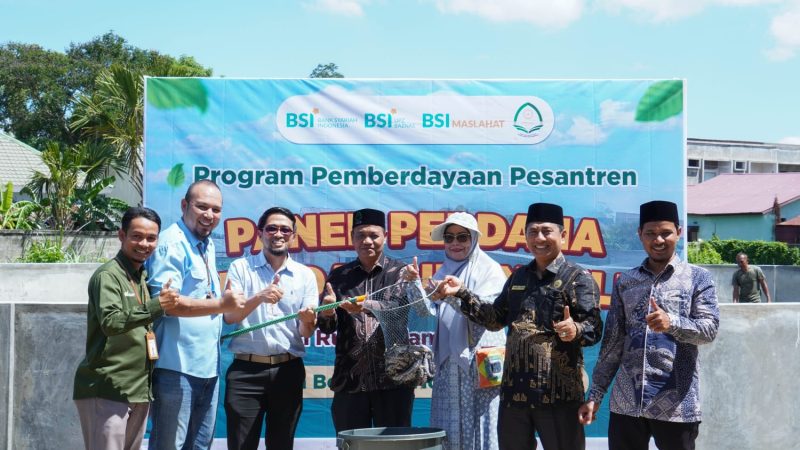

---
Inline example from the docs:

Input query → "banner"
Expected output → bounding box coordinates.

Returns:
[144,78,686,439]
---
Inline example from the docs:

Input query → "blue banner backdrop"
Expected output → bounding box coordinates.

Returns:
[143,78,686,439]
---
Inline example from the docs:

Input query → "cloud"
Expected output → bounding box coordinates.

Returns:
[304,0,369,16]
[779,136,800,145]
[599,99,681,130]
[433,0,584,29]
[601,0,782,22]
[766,4,800,61]
[445,151,486,165]
[566,116,607,145]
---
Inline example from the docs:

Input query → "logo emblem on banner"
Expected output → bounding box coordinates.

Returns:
[514,102,545,136]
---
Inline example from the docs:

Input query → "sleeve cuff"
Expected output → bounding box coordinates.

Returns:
[666,313,680,334]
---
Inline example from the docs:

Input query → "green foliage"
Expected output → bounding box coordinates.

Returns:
[635,80,683,122]
[72,176,129,231]
[687,241,724,264]
[167,163,186,189]
[18,238,77,263]
[1,182,12,213]
[24,142,127,231]
[146,78,208,112]
[0,31,212,148]
[309,63,344,78]
[705,236,800,265]
[0,182,42,230]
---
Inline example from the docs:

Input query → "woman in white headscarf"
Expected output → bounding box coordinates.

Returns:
[404,212,507,450]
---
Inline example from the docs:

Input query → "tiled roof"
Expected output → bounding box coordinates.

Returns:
[688,173,800,215]
[778,215,800,226]
[0,132,48,191]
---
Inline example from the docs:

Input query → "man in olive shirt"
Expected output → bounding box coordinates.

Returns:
[732,252,771,303]
[73,207,181,450]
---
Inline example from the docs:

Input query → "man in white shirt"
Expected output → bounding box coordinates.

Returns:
[223,206,318,450]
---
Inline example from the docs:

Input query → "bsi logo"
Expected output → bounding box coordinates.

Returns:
[286,109,317,128]
[422,113,450,128]
[365,109,396,128]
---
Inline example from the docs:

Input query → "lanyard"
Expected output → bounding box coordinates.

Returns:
[197,241,213,298]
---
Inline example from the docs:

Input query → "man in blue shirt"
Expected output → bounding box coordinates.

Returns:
[223,206,318,450]
[146,180,246,450]
[579,200,719,450]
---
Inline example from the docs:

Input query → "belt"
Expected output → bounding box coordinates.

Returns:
[234,353,298,365]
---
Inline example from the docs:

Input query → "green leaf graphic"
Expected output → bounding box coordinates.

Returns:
[167,163,186,189]
[147,78,209,113]
[635,80,683,122]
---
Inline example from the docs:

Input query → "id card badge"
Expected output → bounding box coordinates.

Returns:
[145,331,159,360]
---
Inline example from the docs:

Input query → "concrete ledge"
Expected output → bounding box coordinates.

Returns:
[0,231,118,263]
[0,264,100,304]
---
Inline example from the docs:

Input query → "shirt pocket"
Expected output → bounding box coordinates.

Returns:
[658,289,690,317]
[187,264,211,297]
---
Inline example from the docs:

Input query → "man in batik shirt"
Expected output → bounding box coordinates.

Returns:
[579,200,720,450]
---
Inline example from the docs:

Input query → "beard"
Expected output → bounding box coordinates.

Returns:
[268,246,288,257]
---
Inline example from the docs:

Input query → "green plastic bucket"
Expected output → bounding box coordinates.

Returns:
[336,427,446,450]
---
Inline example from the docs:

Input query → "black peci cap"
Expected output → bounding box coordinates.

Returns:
[353,208,386,229]
[639,200,680,227]
[526,203,564,226]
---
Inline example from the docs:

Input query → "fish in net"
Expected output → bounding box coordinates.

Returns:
[363,280,438,387]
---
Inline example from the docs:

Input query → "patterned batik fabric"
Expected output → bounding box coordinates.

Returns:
[589,256,720,422]
[430,358,501,450]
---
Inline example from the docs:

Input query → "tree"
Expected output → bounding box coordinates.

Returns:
[310,63,344,78]
[23,141,125,231]
[0,43,77,148]
[70,62,211,198]
[0,31,213,148]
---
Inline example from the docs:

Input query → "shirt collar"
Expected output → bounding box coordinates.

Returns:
[178,218,209,251]
[252,252,294,275]
[356,253,385,274]
[115,250,144,279]
[638,253,681,276]
[528,253,566,275]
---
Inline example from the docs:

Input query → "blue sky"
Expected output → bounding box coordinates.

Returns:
[3,0,799,144]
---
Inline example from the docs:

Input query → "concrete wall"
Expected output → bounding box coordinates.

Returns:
[697,304,800,449]
[0,263,799,449]
[0,231,118,263]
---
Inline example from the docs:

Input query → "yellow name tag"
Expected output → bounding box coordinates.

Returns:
[511,285,526,291]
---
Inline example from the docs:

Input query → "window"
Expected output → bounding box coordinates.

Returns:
[733,161,746,172]
[688,225,699,242]
[688,159,700,169]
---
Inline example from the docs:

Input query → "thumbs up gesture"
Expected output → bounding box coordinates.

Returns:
[158,277,181,311]
[222,278,247,311]
[553,305,578,342]
[401,256,421,282]
[645,297,671,332]
[319,282,337,318]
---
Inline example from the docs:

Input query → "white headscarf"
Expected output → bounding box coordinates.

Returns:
[431,212,507,372]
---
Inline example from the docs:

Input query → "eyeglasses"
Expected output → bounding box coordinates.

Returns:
[443,233,471,244]
[263,225,294,235]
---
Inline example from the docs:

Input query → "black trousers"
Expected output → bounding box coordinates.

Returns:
[608,413,700,450]
[224,357,305,450]
[331,387,415,432]
[497,402,585,450]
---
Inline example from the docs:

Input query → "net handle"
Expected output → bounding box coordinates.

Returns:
[220,294,365,341]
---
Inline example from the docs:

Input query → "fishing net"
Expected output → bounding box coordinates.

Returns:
[220,279,439,387]
[363,280,438,387]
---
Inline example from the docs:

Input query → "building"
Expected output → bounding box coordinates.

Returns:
[0,132,48,200]
[687,138,800,185]
[687,173,800,243]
